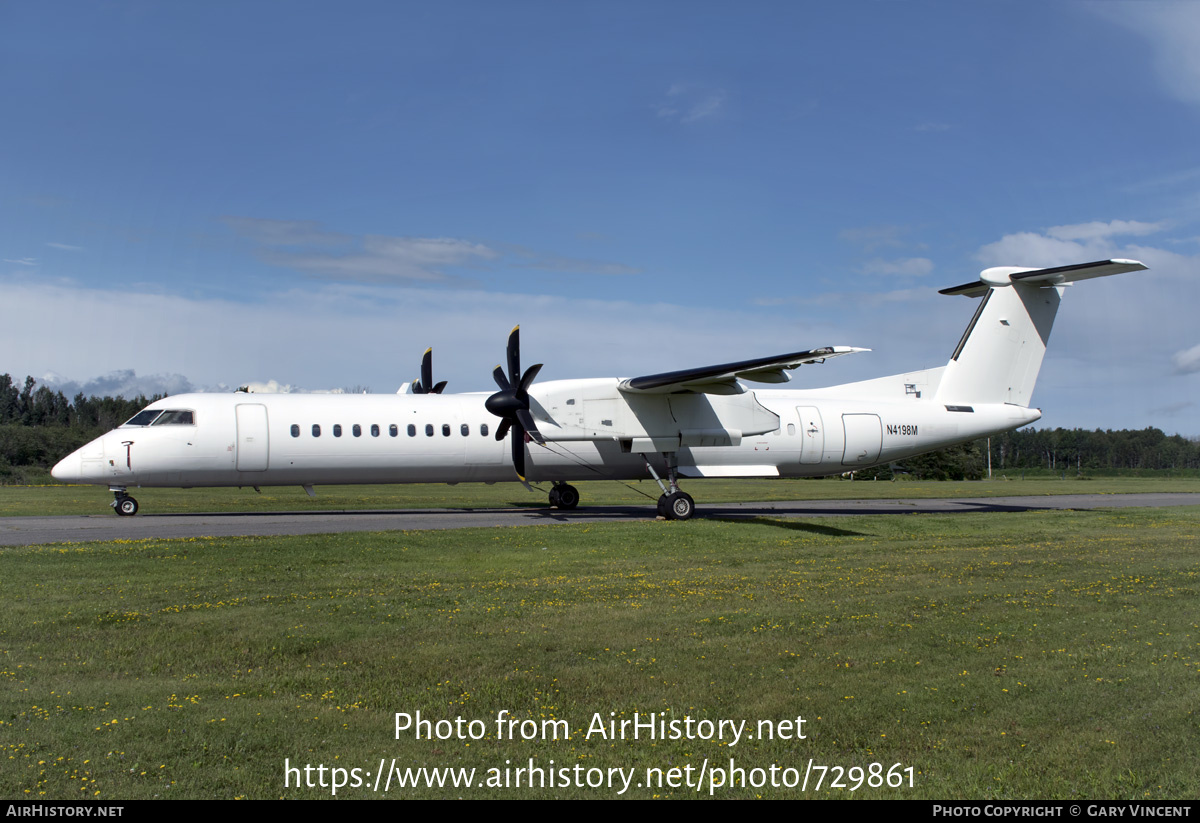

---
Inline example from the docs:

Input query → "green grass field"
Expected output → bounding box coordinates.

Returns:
[1,504,1197,799]
[4,474,1199,517]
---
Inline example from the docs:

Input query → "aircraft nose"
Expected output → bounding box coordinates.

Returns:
[52,439,106,484]
[51,453,83,483]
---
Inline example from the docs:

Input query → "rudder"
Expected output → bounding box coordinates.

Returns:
[937,282,1061,406]
[934,258,1146,407]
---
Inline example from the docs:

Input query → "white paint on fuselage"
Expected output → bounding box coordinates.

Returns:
[51,379,1040,491]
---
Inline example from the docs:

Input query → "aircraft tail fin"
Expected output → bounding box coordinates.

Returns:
[934,259,1146,407]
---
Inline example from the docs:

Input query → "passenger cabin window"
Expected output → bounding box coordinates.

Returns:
[371,424,380,437]
[425,424,434,437]
[152,410,195,425]
[290,424,300,438]
[334,424,343,437]
[125,410,162,426]
[389,424,398,437]
[312,424,321,437]
[442,424,451,437]
[460,424,469,436]
[481,423,489,437]
[408,424,416,437]
[352,424,362,437]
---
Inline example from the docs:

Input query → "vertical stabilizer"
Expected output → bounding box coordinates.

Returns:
[936,283,1062,406]
[934,259,1146,407]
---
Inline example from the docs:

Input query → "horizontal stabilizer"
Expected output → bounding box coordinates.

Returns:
[940,259,1147,298]
[619,346,867,395]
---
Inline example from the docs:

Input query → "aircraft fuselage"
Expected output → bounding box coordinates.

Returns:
[52,381,1039,490]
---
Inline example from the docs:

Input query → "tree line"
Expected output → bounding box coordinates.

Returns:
[0,374,161,480]
[859,425,1200,481]
[2,372,1196,482]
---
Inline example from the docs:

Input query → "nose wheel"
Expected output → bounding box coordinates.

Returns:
[111,490,139,516]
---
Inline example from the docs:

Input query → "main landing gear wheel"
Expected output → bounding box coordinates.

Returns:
[658,491,695,521]
[549,484,580,510]
[644,453,696,521]
[114,495,139,517]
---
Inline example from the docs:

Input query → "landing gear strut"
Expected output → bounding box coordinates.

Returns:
[111,488,139,517]
[549,483,580,510]
[643,453,695,520]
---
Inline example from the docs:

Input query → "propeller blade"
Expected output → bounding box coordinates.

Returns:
[506,326,521,386]
[511,426,526,479]
[514,408,544,445]
[485,325,542,479]
[433,381,448,394]
[518,363,543,394]
[492,365,512,393]
[421,348,433,392]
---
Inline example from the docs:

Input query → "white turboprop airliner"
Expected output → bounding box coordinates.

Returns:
[51,259,1146,519]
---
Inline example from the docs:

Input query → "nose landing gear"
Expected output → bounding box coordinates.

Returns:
[110,488,139,516]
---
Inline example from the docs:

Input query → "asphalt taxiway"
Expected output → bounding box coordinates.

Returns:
[2,493,1198,546]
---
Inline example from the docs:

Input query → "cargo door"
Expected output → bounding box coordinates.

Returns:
[841,413,882,466]
[236,404,269,471]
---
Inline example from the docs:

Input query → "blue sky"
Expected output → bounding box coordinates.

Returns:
[3,2,1198,431]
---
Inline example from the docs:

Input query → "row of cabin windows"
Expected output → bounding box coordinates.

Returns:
[290,422,797,440]
[289,422,490,439]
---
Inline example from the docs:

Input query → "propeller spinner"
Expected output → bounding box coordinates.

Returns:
[484,326,544,479]
[411,348,448,394]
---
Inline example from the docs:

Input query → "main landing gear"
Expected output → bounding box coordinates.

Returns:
[643,453,695,520]
[548,483,580,510]
[110,487,139,516]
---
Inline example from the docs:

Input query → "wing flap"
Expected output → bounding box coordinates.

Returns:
[619,346,867,395]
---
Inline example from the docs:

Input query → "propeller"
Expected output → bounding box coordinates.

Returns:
[484,326,544,480]
[411,348,448,394]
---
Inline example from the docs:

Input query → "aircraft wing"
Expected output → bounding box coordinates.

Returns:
[940,259,1148,297]
[618,346,867,395]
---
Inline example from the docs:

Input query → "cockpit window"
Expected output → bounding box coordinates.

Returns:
[151,410,195,426]
[124,410,163,426]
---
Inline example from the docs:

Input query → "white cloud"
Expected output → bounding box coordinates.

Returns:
[976,232,1097,268]
[1045,220,1167,242]
[1171,342,1200,375]
[40,369,197,399]
[968,223,1200,428]
[46,242,84,251]
[11,241,1194,429]
[1091,3,1200,106]
[655,84,728,124]
[225,217,636,285]
[860,257,933,277]
[3,257,37,266]
[976,220,1170,268]
[5,280,887,400]
[263,236,499,284]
